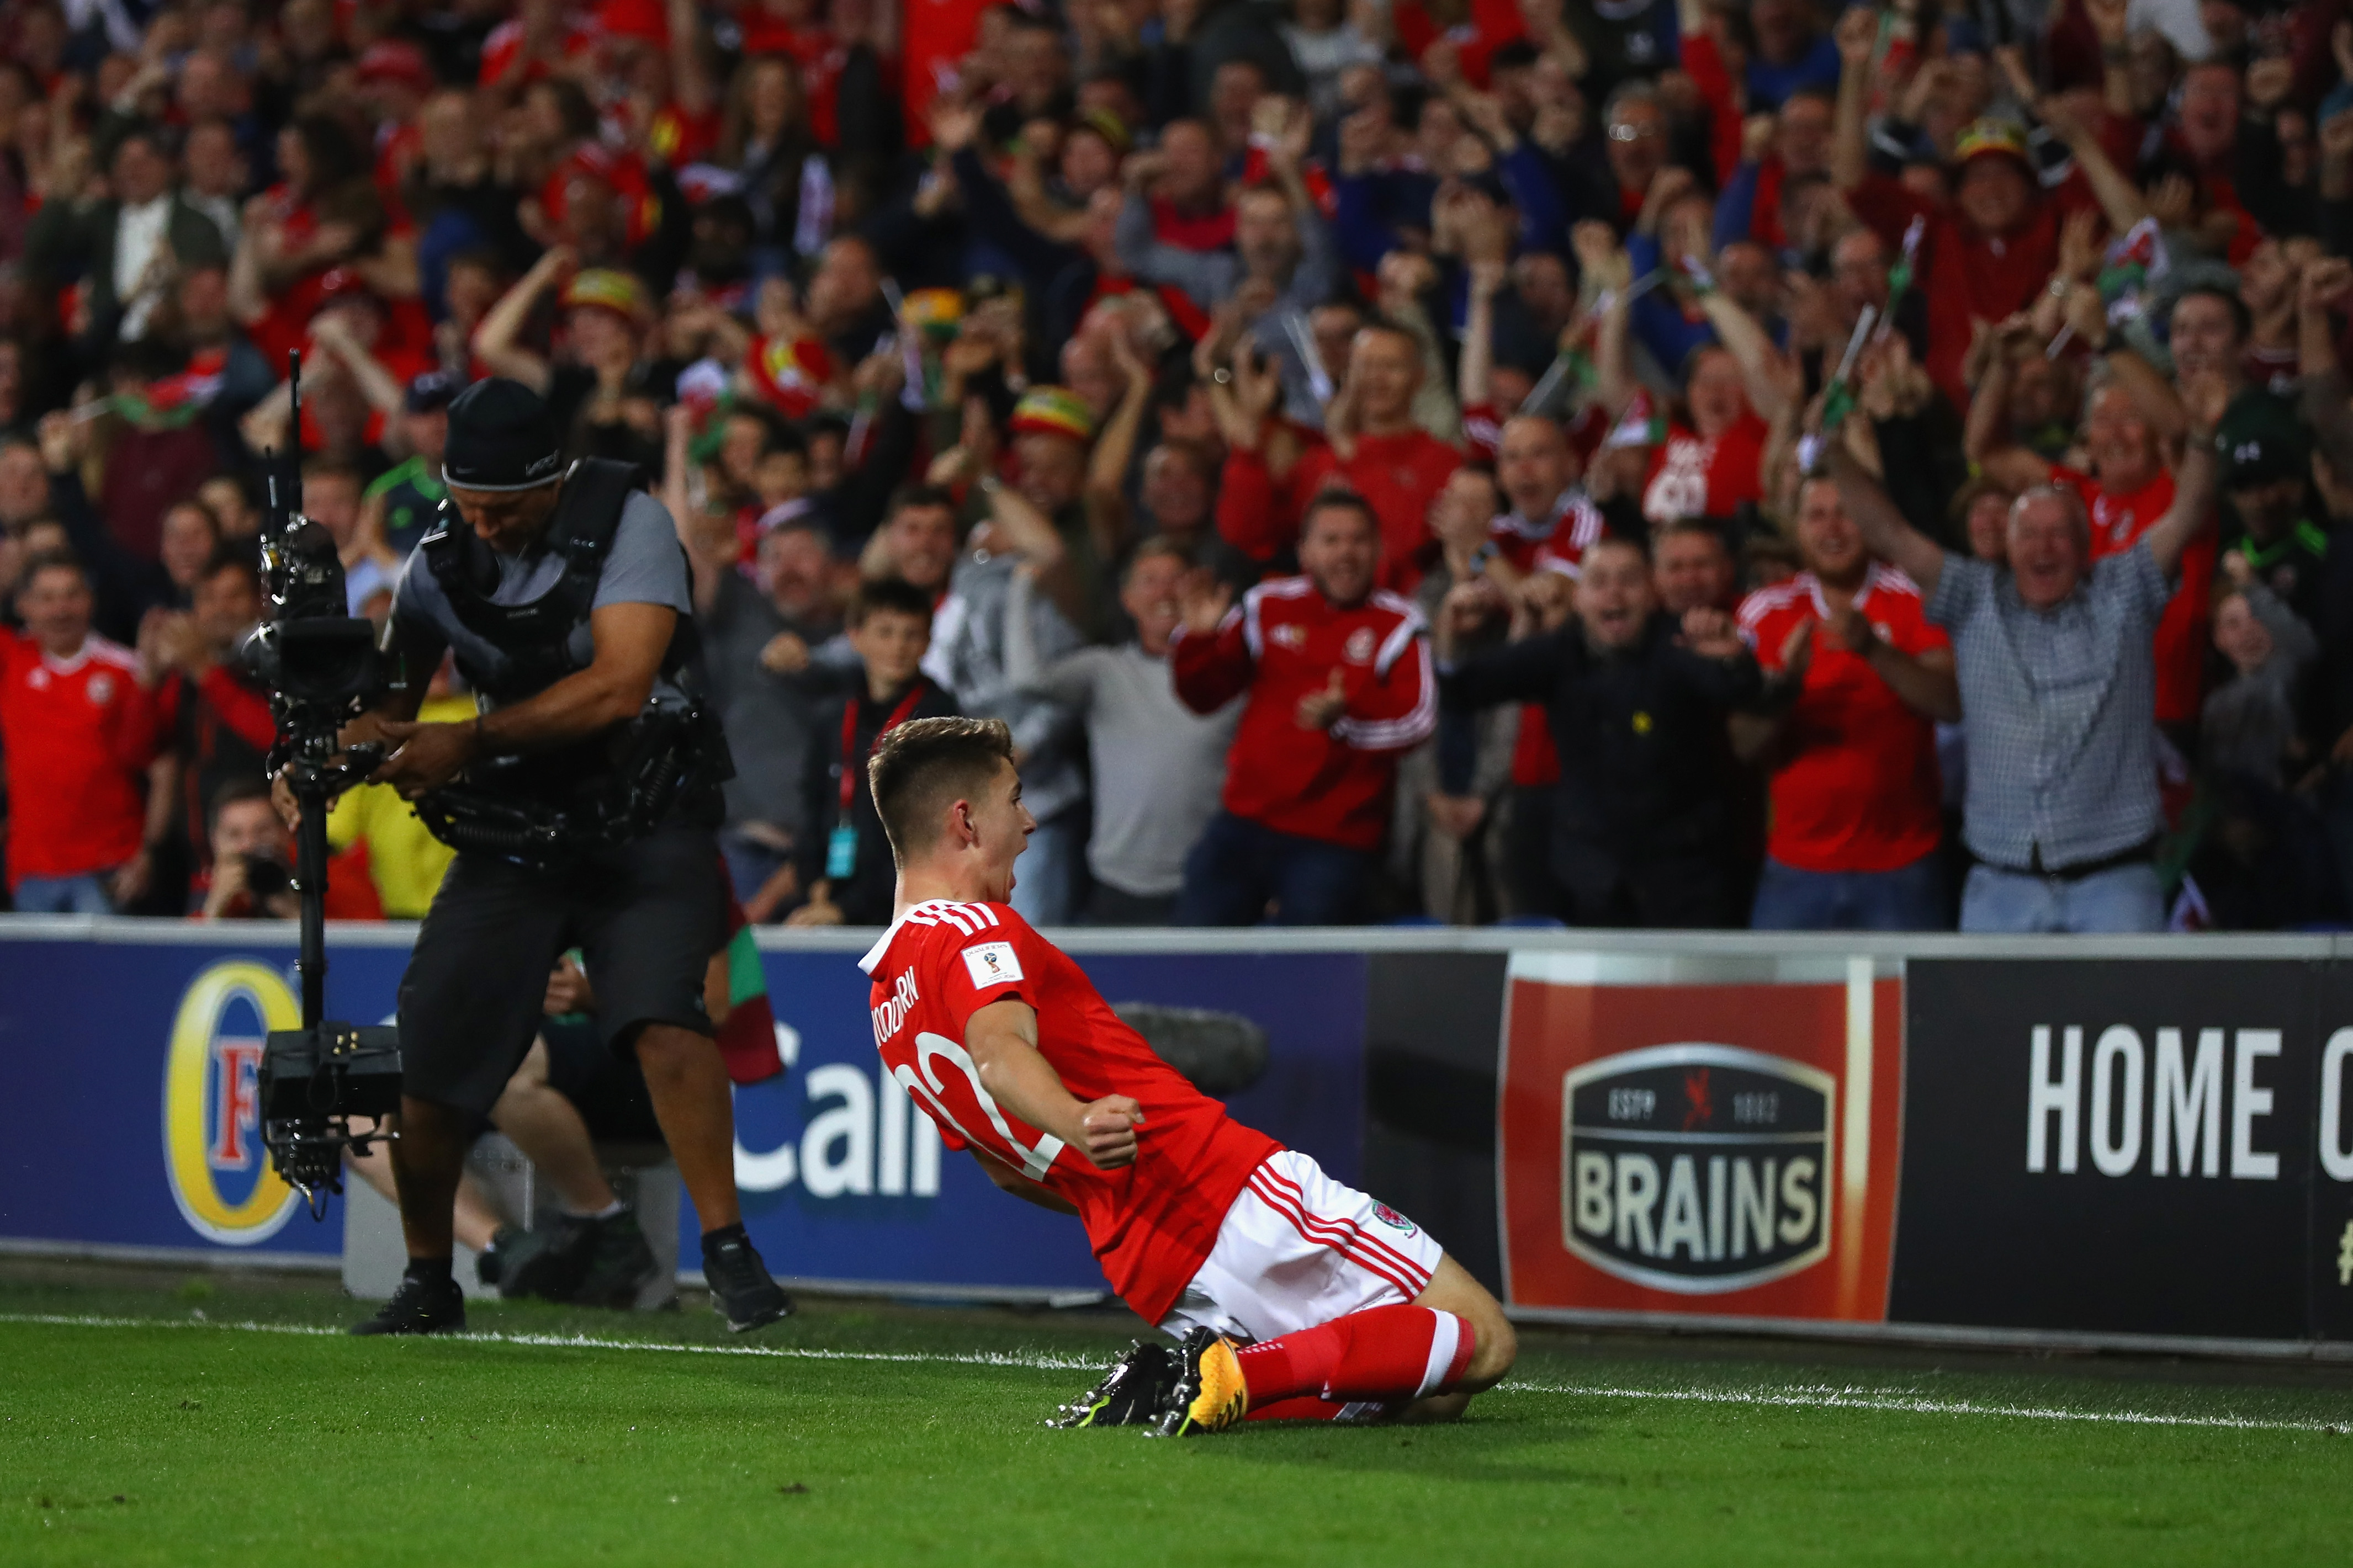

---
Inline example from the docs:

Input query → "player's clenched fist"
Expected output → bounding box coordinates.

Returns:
[1077,1096,1146,1169]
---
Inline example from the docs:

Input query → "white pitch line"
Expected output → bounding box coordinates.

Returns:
[0,1312,1100,1372]
[1497,1380,2349,1434]
[2,1314,2343,1434]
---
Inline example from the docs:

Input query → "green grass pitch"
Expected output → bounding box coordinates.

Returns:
[4,1261,2353,1566]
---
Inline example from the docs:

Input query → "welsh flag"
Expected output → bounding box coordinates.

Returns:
[113,347,227,428]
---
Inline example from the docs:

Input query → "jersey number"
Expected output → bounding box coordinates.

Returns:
[895,1031,1066,1181]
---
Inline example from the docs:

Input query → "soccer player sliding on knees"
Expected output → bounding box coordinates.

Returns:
[858,716,1516,1433]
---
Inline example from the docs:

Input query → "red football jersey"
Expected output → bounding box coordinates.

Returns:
[1738,566,1947,874]
[0,632,161,886]
[2055,464,2211,726]
[862,900,1280,1324]
[1641,414,1767,526]
[1171,576,1436,850]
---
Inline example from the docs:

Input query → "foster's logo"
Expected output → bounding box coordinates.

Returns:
[163,960,303,1245]
[1562,1043,1833,1294]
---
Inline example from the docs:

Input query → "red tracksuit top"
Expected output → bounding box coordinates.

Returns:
[0,632,161,886]
[1170,576,1436,851]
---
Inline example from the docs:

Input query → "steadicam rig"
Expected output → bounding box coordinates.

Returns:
[235,350,407,1213]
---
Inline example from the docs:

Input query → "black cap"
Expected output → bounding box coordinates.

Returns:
[442,377,563,491]
[404,370,458,414]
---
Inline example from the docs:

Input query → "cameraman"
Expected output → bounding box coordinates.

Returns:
[325,376,788,1336]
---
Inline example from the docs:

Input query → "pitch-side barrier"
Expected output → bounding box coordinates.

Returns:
[5,919,2351,1354]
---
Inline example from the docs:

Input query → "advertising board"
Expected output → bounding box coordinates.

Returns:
[1894,957,2331,1341]
[1498,951,1904,1324]
[0,925,1368,1304]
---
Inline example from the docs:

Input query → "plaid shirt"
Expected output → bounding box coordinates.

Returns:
[1928,544,2170,873]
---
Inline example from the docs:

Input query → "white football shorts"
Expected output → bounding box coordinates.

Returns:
[1157,1150,1445,1345]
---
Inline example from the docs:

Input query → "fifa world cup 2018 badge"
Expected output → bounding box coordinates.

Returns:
[961,942,1025,989]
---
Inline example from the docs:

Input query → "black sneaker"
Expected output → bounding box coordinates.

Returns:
[568,1210,663,1310]
[350,1271,465,1336]
[1048,1341,1180,1429]
[473,1225,529,1290]
[500,1216,596,1302]
[701,1230,792,1332]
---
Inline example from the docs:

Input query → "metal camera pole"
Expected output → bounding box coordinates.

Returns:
[293,746,331,1030]
[278,350,333,1033]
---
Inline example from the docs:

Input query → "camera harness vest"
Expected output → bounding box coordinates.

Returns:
[411,458,730,866]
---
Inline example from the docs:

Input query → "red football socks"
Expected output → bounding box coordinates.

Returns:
[1234,1306,1477,1408]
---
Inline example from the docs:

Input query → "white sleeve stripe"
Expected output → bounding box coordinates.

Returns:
[1416,1310,1461,1398]
[1372,618,1417,678]
[1332,639,1435,748]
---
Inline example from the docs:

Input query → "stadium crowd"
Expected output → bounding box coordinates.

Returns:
[2,0,2352,933]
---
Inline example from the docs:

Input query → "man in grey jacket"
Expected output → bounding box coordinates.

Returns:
[1006,538,1243,924]
[921,492,1093,926]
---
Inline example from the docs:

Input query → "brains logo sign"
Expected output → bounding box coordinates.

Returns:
[162,960,303,1245]
[1562,1043,1834,1294]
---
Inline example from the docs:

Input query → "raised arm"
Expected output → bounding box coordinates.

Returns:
[1826,441,1946,597]
[1830,6,1878,193]
[2141,397,2218,580]
[1459,251,1501,414]
[1696,291,1795,423]
[1083,329,1155,561]
[1999,51,2148,235]
[1964,317,2059,492]
[471,246,569,395]
[2297,259,2353,490]
[667,0,714,120]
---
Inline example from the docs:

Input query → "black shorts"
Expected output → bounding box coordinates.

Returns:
[396,825,726,1116]
[539,1014,666,1145]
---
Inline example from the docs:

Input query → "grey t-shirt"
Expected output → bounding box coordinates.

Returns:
[1003,572,1239,897]
[391,490,693,704]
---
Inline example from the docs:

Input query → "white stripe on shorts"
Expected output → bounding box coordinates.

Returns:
[1157,1150,1446,1348]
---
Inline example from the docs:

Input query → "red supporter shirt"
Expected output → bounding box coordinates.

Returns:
[1149,196,1237,253]
[478,16,595,85]
[862,899,1280,1324]
[1493,492,1604,790]
[1172,576,1435,849]
[1641,415,1767,525]
[1737,566,1947,874]
[1847,170,2095,410]
[900,0,990,143]
[1391,0,1526,86]
[1221,430,1461,594]
[736,15,849,145]
[2055,464,2210,726]
[0,633,162,886]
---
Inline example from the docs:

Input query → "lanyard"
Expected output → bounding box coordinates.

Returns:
[841,684,926,812]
